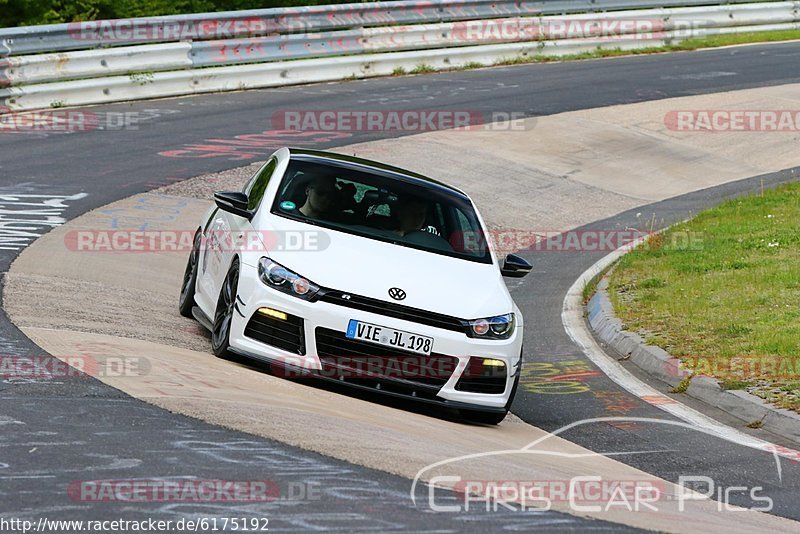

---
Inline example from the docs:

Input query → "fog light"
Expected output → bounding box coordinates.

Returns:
[482,358,506,368]
[258,307,287,321]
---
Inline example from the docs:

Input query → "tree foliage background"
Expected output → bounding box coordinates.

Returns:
[1,0,356,28]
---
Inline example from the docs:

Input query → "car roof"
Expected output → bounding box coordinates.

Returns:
[286,148,469,200]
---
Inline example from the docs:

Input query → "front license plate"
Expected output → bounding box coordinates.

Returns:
[346,320,433,355]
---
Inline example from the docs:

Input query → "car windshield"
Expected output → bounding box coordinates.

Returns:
[271,159,492,264]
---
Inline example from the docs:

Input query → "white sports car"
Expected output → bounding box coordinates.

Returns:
[179,148,531,424]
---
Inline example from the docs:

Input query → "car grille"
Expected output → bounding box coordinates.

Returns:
[314,327,459,398]
[244,311,305,355]
[316,290,467,333]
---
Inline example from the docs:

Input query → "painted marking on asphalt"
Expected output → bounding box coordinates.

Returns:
[660,71,738,80]
[98,194,189,231]
[0,414,26,426]
[157,130,352,161]
[520,360,600,395]
[562,235,800,464]
[592,390,640,416]
[0,187,87,251]
[640,394,679,406]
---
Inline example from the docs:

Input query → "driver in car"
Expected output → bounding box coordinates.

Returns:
[394,196,454,251]
[393,197,428,236]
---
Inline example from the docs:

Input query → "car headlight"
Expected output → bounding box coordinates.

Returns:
[258,257,320,300]
[467,313,515,339]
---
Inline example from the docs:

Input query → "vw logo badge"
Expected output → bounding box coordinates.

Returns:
[388,287,406,301]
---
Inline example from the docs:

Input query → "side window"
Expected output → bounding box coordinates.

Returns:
[244,158,277,212]
[454,208,470,232]
[431,203,446,234]
[452,206,484,254]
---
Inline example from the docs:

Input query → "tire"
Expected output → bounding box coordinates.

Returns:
[178,230,202,318]
[211,259,239,357]
[462,360,522,425]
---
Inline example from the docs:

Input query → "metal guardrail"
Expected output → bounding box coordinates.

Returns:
[0,0,774,56]
[1,44,193,86]
[0,1,796,112]
[188,2,798,67]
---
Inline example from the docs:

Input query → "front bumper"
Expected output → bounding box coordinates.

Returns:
[229,262,523,409]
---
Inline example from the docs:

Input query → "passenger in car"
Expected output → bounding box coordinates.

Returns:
[298,175,357,222]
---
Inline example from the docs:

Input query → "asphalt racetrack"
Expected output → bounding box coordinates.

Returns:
[3,42,800,531]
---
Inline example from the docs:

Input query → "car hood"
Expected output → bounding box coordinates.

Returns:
[259,216,512,320]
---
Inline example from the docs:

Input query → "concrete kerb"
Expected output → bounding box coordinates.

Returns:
[587,262,800,445]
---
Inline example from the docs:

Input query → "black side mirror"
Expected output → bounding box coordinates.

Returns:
[501,253,532,278]
[214,191,252,220]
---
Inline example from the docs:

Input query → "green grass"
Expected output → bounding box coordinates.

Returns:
[746,418,765,429]
[582,265,613,304]
[671,375,693,394]
[410,64,436,74]
[582,276,600,304]
[720,379,752,391]
[675,29,800,49]
[609,183,800,410]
